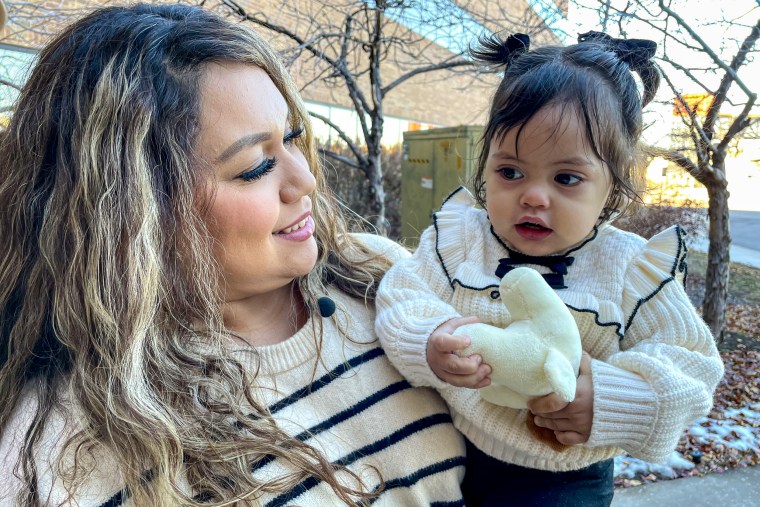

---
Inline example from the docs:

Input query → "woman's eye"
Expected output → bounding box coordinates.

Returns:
[499,167,523,180]
[555,173,582,186]
[239,157,276,182]
[284,126,304,146]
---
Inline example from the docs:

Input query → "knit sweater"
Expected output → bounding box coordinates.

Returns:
[376,187,724,472]
[0,234,466,506]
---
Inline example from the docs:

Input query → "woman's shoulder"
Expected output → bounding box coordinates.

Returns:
[0,383,124,506]
[0,385,66,503]
[343,232,411,263]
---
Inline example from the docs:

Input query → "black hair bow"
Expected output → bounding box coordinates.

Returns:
[578,31,656,68]
[495,249,575,289]
[470,32,530,67]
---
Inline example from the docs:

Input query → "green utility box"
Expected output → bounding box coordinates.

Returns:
[401,125,483,246]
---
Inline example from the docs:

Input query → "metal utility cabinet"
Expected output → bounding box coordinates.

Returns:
[400,125,483,246]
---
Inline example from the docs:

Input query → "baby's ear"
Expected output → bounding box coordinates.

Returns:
[525,413,571,453]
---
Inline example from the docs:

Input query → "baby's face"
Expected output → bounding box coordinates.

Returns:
[484,103,612,256]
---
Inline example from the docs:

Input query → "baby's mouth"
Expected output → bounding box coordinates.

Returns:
[518,221,550,231]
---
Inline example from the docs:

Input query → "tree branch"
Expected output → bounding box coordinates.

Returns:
[318,148,361,170]
[657,0,756,98]
[703,18,760,136]
[381,58,474,96]
[717,98,757,153]
[653,148,717,186]
[219,0,373,115]
[308,110,367,166]
[0,78,22,91]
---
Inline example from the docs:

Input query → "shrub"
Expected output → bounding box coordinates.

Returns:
[613,199,708,248]
[319,143,402,239]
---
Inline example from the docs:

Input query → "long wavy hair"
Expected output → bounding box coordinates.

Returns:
[0,4,389,505]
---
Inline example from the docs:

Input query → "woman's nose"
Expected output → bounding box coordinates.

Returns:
[280,151,316,203]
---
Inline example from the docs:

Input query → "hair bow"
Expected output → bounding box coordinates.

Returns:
[470,32,530,67]
[578,31,656,68]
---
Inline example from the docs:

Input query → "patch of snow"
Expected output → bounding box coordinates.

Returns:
[614,402,760,480]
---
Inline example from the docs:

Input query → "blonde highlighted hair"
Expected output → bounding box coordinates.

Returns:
[0,4,389,505]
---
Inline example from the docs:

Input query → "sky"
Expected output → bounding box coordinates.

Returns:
[559,0,759,145]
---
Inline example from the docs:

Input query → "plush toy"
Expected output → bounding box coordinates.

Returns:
[455,267,582,409]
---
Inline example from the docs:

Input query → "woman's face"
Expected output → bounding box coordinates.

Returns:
[196,63,317,301]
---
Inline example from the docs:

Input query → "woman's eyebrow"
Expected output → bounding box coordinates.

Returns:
[216,132,271,163]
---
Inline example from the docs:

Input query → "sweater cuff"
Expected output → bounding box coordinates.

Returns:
[396,315,458,390]
[587,359,657,453]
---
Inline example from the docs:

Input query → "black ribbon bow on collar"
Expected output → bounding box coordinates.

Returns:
[495,249,575,289]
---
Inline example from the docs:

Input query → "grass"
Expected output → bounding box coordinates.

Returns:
[685,250,760,352]
[686,250,760,306]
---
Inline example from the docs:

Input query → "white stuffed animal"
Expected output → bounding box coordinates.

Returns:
[455,267,582,409]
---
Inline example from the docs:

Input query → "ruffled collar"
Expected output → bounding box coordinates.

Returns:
[432,186,688,339]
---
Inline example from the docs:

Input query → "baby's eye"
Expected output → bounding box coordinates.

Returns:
[499,167,523,180]
[284,126,304,146]
[555,173,582,186]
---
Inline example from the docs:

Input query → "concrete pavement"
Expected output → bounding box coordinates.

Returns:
[692,239,760,270]
[611,465,760,507]
[690,210,760,269]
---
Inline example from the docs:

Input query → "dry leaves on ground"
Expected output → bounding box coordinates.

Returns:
[616,350,760,487]
[614,304,760,488]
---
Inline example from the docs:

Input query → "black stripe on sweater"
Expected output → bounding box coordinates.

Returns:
[366,457,467,505]
[268,347,385,414]
[265,413,454,507]
[251,379,411,472]
[98,348,395,507]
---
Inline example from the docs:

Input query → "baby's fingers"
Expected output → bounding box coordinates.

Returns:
[440,356,491,388]
[430,332,472,353]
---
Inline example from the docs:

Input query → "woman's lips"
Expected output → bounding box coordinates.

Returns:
[274,215,315,241]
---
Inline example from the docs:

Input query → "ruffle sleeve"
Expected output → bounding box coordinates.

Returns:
[620,225,688,332]
[585,226,723,463]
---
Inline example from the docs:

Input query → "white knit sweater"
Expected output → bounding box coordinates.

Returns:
[376,187,724,472]
[0,234,466,506]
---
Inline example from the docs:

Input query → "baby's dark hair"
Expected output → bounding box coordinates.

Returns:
[471,32,660,220]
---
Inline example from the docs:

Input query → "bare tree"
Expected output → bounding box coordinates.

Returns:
[210,0,554,231]
[0,1,108,116]
[581,0,759,341]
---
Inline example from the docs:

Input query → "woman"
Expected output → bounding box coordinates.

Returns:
[0,4,465,505]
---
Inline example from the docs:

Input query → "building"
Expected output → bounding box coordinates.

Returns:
[0,0,567,140]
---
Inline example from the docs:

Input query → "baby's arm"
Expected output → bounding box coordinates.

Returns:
[375,226,490,389]
[577,229,722,462]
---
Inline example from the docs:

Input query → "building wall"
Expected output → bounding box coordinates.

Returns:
[1,0,562,133]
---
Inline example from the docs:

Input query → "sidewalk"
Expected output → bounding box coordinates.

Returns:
[611,466,760,507]
[692,239,760,269]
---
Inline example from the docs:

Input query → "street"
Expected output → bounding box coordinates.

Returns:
[730,210,760,252]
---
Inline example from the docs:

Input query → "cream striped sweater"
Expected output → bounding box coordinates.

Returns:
[0,234,465,506]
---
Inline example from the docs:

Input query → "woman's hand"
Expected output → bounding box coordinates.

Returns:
[527,352,594,445]
[427,316,491,388]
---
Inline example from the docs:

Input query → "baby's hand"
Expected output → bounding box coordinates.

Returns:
[428,316,491,388]
[527,352,593,445]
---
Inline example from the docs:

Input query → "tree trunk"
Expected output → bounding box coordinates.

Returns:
[366,148,387,233]
[702,168,731,343]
